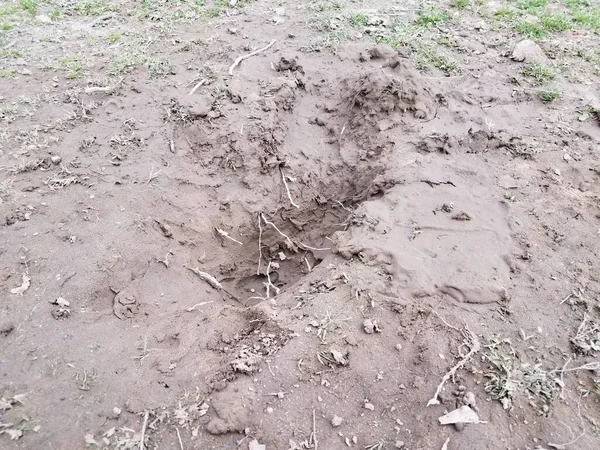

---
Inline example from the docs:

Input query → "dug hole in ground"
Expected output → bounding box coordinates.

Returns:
[1,1,600,450]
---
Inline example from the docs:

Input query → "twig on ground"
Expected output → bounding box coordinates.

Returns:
[139,411,149,450]
[298,242,331,251]
[176,427,184,450]
[257,214,263,275]
[229,39,276,75]
[216,227,243,245]
[303,257,312,272]
[548,392,586,449]
[260,213,296,250]
[185,267,223,290]
[280,167,299,209]
[148,166,161,183]
[310,409,318,450]
[157,251,172,268]
[188,79,206,96]
[431,309,461,332]
[427,325,481,406]
[185,266,240,303]
[186,301,213,312]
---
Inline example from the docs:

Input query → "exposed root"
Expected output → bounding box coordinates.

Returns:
[280,167,299,209]
[427,324,481,406]
[260,213,296,251]
[216,227,243,246]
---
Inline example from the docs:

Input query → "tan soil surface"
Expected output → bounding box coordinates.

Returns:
[1,1,600,449]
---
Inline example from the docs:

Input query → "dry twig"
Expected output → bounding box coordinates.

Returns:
[188,79,206,96]
[229,40,276,75]
[176,427,184,450]
[139,411,149,450]
[216,227,243,245]
[427,325,481,406]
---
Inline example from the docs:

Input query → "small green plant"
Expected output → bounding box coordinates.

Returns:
[571,7,600,33]
[538,89,561,103]
[0,22,13,30]
[414,8,450,27]
[517,0,548,11]
[521,62,556,85]
[412,43,458,74]
[19,0,38,16]
[107,33,121,42]
[539,12,572,32]
[0,68,18,78]
[74,0,112,16]
[452,0,469,9]
[60,55,86,79]
[49,8,61,20]
[514,20,548,39]
[495,7,519,19]
[348,12,368,27]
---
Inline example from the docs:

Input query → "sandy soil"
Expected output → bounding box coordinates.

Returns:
[1,1,600,449]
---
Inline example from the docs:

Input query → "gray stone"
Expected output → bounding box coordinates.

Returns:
[511,39,547,63]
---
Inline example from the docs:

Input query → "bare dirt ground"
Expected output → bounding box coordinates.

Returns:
[1,0,600,449]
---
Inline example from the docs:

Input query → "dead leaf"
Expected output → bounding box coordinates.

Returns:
[84,433,98,445]
[52,297,70,308]
[1,429,23,440]
[330,349,348,366]
[10,274,30,295]
[249,439,266,450]
[438,405,480,425]
[11,394,26,405]
[0,399,11,410]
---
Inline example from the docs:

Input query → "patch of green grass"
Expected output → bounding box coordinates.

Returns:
[539,12,572,32]
[348,12,368,27]
[412,43,458,74]
[414,7,450,27]
[60,55,86,79]
[571,7,600,33]
[517,0,548,11]
[437,35,457,47]
[107,33,121,42]
[300,29,349,54]
[0,5,18,16]
[452,0,469,9]
[521,62,556,85]
[0,22,13,30]
[494,7,519,19]
[73,0,112,16]
[146,57,172,79]
[514,20,548,39]
[107,39,173,78]
[538,89,561,103]
[49,8,61,20]
[19,0,38,16]
[0,68,18,78]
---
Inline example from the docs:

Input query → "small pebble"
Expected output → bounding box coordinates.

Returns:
[395,441,405,449]
[331,415,343,427]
